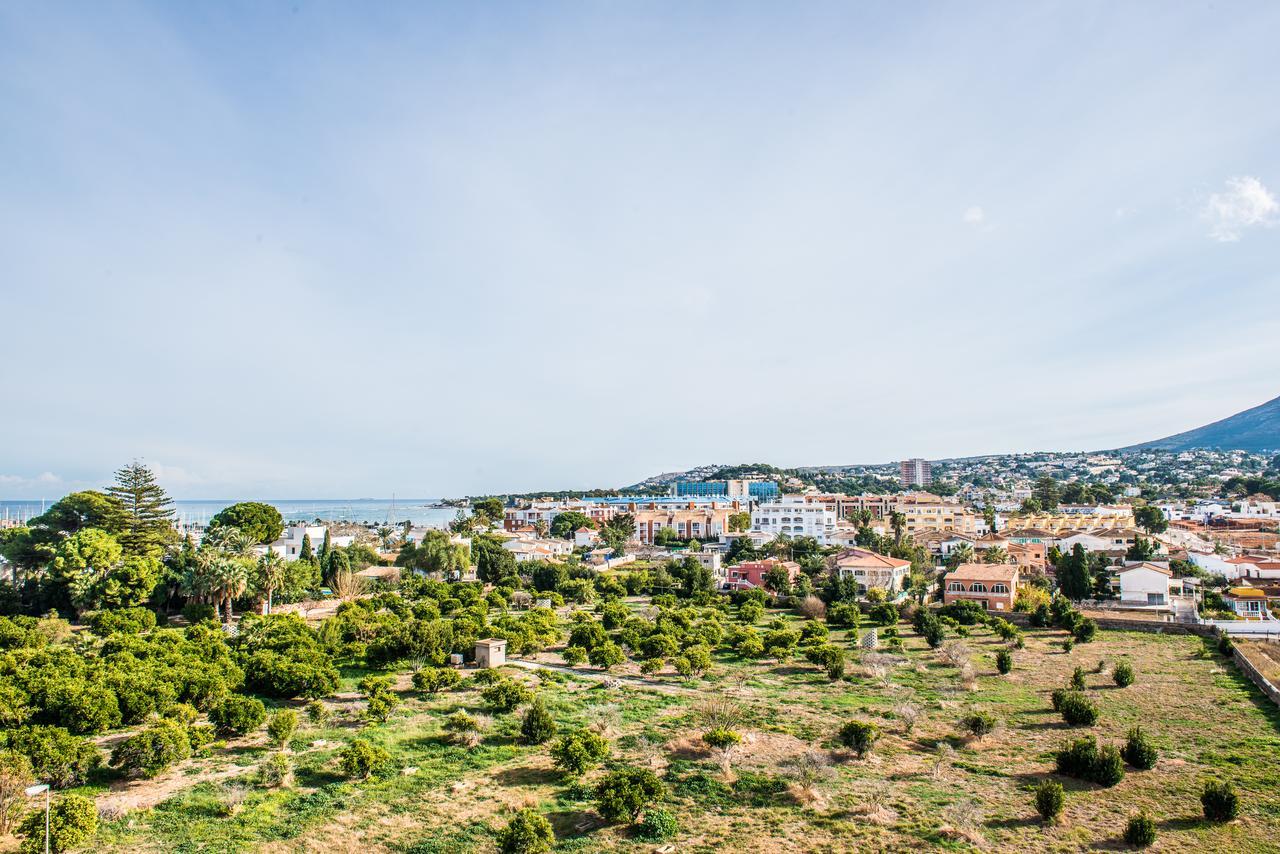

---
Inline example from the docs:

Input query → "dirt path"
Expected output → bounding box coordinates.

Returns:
[506,658,698,696]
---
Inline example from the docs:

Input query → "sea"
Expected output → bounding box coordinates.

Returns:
[0,498,462,529]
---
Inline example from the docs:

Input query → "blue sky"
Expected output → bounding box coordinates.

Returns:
[2,2,1279,499]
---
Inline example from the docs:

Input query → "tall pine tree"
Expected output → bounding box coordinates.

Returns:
[1058,543,1092,601]
[106,461,176,556]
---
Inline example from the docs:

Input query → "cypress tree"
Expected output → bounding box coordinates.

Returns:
[299,533,313,562]
[318,529,332,563]
[106,461,176,555]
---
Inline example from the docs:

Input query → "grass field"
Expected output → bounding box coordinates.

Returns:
[62,615,1280,853]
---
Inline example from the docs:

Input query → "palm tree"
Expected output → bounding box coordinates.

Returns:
[889,512,906,548]
[947,543,975,570]
[210,555,251,623]
[376,526,395,551]
[256,550,286,615]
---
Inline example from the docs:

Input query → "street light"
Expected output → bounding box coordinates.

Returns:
[24,784,49,854]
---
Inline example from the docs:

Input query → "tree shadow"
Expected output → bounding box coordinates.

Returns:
[294,766,346,787]
[544,808,600,838]
[1157,815,1206,832]
[987,815,1040,830]
[493,765,560,786]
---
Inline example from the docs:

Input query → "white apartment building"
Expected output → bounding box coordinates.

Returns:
[752,499,837,544]
[266,525,355,560]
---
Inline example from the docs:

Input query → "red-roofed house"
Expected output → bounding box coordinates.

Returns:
[726,558,800,591]
[834,548,912,596]
[943,564,1020,612]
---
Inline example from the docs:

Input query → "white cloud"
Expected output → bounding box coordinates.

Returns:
[1203,176,1277,241]
[962,206,985,225]
[0,472,61,488]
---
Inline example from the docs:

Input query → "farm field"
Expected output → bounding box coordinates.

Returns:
[69,616,1280,854]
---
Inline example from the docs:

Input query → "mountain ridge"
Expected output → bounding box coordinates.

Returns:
[1121,393,1280,453]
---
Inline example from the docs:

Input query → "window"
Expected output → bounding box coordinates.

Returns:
[992,583,1008,594]
[948,582,964,592]
[970,582,987,593]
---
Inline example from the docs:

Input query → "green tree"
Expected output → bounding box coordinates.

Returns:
[47,528,125,612]
[17,792,97,854]
[728,512,751,532]
[28,491,126,537]
[1057,544,1092,601]
[1032,476,1061,511]
[472,498,505,523]
[519,696,557,744]
[1132,505,1168,535]
[208,502,285,545]
[550,512,594,539]
[106,462,176,555]
[497,808,555,854]
[594,767,666,823]
[550,729,609,777]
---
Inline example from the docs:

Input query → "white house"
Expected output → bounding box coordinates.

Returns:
[752,499,837,544]
[502,538,573,563]
[573,527,600,548]
[1117,562,1173,606]
[1189,550,1242,579]
[266,525,354,560]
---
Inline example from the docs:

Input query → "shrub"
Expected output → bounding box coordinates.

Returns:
[923,617,946,649]
[1061,638,1074,653]
[1055,737,1124,787]
[1113,660,1135,687]
[1072,618,1097,643]
[338,738,391,779]
[1058,692,1098,726]
[636,807,679,841]
[995,649,1013,674]
[588,642,626,670]
[869,603,898,626]
[482,679,532,713]
[412,668,461,695]
[209,695,266,735]
[1217,634,1235,656]
[187,724,215,752]
[805,644,846,681]
[520,697,557,745]
[1070,667,1087,691]
[959,711,997,739]
[182,602,217,624]
[443,711,485,747]
[305,700,330,727]
[550,729,609,777]
[267,709,298,750]
[0,752,33,835]
[3,726,100,789]
[594,767,665,824]
[1034,779,1063,824]
[1201,780,1239,822]
[497,808,555,854]
[838,721,879,758]
[561,645,587,666]
[110,719,190,778]
[258,751,291,788]
[17,792,97,854]
[1121,727,1157,770]
[163,703,198,726]
[1050,688,1068,712]
[1124,813,1155,847]
[85,607,157,637]
[1029,603,1051,627]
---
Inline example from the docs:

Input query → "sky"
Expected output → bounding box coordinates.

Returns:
[2,1,1279,500]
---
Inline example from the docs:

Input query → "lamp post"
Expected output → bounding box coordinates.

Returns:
[24,783,49,854]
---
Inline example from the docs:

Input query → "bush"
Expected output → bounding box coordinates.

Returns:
[0,752,32,835]
[1201,780,1239,822]
[85,607,156,637]
[1061,638,1074,653]
[1034,779,1063,824]
[257,751,291,788]
[163,703,198,726]
[267,709,298,750]
[411,668,461,695]
[923,617,946,649]
[182,602,217,624]
[1072,617,1097,643]
[497,808,555,854]
[959,711,997,739]
[1124,813,1155,847]
[805,644,846,681]
[595,767,665,824]
[561,646,587,666]
[995,649,1013,674]
[1217,634,1235,656]
[1070,667,1087,691]
[187,724,215,752]
[520,697,557,745]
[338,738,391,779]
[1055,737,1124,787]
[17,792,97,854]
[869,603,898,626]
[209,695,266,735]
[1058,691,1098,726]
[3,726,100,789]
[1112,659,1135,687]
[1029,603,1051,627]
[551,729,609,777]
[305,700,330,727]
[636,807,679,841]
[110,719,190,778]
[482,679,532,713]
[837,721,879,758]
[1050,688,1068,712]
[1121,727,1158,770]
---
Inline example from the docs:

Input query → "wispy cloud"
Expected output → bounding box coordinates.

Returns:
[1202,176,1277,241]
[0,472,61,487]
[962,206,985,226]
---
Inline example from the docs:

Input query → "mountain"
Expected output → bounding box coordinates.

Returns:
[1124,394,1280,452]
